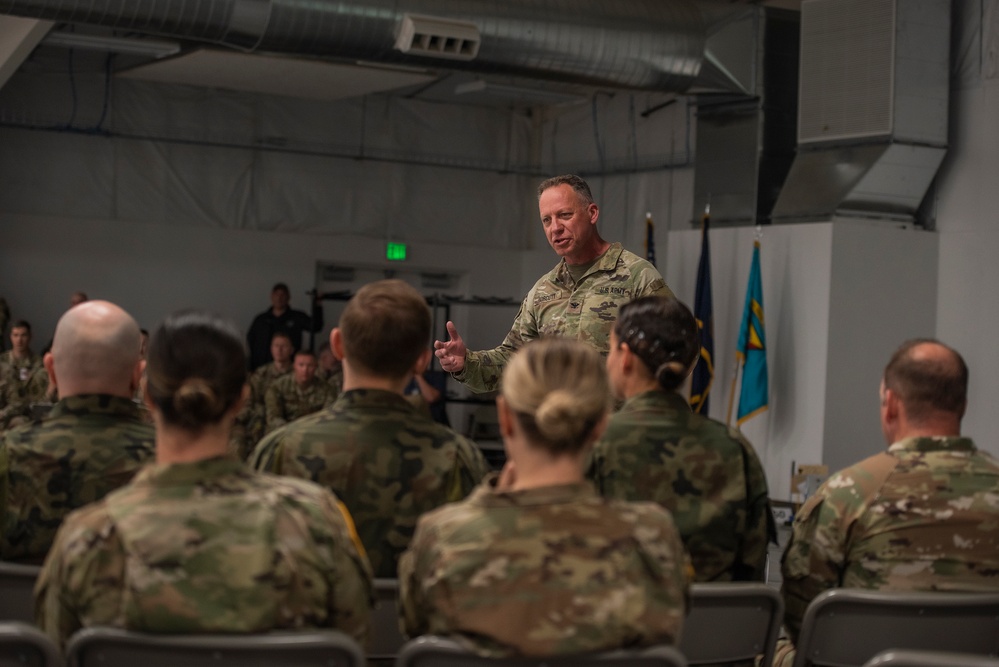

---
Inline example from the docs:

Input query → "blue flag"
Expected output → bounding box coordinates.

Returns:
[736,240,768,423]
[645,212,656,268]
[690,212,713,415]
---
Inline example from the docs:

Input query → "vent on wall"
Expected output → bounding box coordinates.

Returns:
[798,0,895,143]
[395,14,480,62]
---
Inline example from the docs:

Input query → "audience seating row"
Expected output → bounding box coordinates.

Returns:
[2,563,997,667]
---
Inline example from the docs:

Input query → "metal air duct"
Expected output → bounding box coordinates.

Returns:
[771,0,950,223]
[0,0,714,93]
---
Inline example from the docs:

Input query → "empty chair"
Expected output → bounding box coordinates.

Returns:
[395,635,687,667]
[679,583,782,667]
[65,627,364,667]
[0,562,41,623]
[792,589,999,667]
[371,578,406,662]
[863,650,999,667]
[0,621,61,667]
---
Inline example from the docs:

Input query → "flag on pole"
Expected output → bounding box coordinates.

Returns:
[645,212,656,267]
[690,208,714,415]
[735,240,768,424]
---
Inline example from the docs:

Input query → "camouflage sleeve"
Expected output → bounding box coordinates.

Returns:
[629,504,690,645]
[248,429,283,471]
[780,453,896,640]
[397,517,435,639]
[314,490,373,648]
[636,269,674,300]
[733,435,774,582]
[455,294,539,394]
[36,504,125,651]
[0,444,7,530]
[445,438,489,502]
[264,383,287,434]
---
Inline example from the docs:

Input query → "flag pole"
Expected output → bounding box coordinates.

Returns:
[726,359,740,426]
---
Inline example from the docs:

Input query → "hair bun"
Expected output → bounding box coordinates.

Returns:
[172,378,223,424]
[655,360,689,392]
[535,389,584,443]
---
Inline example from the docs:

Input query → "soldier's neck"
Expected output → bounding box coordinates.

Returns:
[154,420,233,464]
[341,363,410,395]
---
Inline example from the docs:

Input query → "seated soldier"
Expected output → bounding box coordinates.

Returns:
[589,296,774,581]
[264,349,335,433]
[1,302,155,563]
[230,331,294,458]
[399,338,689,657]
[774,338,999,666]
[251,279,488,578]
[0,320,43,428]
[36,310,372,651]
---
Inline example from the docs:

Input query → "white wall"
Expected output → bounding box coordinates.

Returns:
[666,223,833,500]
[933,16,999,459]
[0,212,529,356]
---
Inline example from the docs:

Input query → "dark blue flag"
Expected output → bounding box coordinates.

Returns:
[690,210,714,414]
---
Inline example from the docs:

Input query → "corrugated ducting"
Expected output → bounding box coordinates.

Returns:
[0,0,710,93]
[771,0,950,222]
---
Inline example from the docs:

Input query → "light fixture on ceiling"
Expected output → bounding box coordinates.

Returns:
[42,31,182,59]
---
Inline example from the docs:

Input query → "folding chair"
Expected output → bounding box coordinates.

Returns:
[863,649,999,667]
[371,578,407,662]
[679,583,783,666]
[66,627,364,667]
[396,636,686,667]
[792,589,999,667]
[0,561,41,623]
[0,621,61,667]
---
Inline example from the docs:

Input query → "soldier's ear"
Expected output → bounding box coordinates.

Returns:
[43,352,57,391]
[330,328,346,361]
[130,359,144,395]
[496,395,515,439]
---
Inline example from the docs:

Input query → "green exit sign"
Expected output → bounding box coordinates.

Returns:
[386,242,408,261]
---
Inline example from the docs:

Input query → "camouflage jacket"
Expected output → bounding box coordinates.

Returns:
[0,365,52,430]
[781,436,999,642]
[251,362,292,406]
[455,243,672,393]
[250,388,488,577]
[399,475,689,657]
[0,350,41,385]
[588,391,774,583]
[1,394,155,563]
[229,363,292,460]
[35,456,373,651]
[264,374,336,434]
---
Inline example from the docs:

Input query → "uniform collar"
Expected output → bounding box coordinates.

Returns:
[48,394,143,420]
[554,242,623,287]
[621,390,692,413]
[888,435,976,454]
[470,473,598,506]
[131,455,246,487]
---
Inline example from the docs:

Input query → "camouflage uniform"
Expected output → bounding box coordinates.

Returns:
[399,475,689,657]
[318,366,344,397]
[250,388,488,577]
[0,365,52,430]
[455,243,672,393]
[230,363,292,460]
[776,436,999,666]
[35,456,372,651]
[588,391,773,582]
[265,374,336,433]
[1,394,155,563]
[0,350,41,384]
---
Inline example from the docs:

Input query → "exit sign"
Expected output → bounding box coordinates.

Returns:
[386,242,407,261]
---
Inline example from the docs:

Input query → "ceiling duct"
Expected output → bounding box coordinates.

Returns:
[771,0,950,223]
[0,0,719,94]
[692,6,800,225]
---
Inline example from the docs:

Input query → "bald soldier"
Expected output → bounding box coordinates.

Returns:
[774,339,999,666]
[0,301,155,563]
[435,174,673,393]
